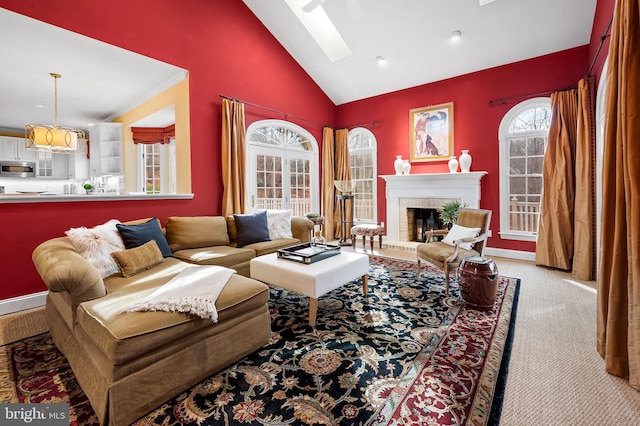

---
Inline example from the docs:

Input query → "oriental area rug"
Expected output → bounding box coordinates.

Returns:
[0,256,519,425]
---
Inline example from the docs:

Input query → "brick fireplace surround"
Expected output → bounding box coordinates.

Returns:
[380,172,487,243]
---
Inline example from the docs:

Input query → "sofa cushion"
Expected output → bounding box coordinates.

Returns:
[243,238,300,257]
[111,240,165,278]
[233,211,271,247]
[172,245,255,268]
[416,241,480,266]
[116,218,173,258]
[165,216,230,251]
[76,258,269,365]
[65,219,124,278]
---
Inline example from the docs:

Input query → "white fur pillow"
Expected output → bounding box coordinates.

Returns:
[259,209,293,239]
[65,219,125,278]
[442,224,481,251]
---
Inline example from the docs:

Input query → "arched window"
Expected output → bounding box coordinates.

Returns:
[348,128,377,223]
[245,120,319,216]
[498,98,551,241]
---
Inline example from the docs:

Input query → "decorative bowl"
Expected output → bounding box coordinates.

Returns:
[334,180,355,193]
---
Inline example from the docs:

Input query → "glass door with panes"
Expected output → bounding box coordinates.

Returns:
[249,146,314,217]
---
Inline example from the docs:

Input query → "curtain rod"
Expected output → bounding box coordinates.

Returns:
[219,94,380,130]
[220,94,326,127]
[587,13,614,78]
[487,85,577,106]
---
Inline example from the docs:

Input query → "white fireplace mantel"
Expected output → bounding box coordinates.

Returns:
[380,172,487,241]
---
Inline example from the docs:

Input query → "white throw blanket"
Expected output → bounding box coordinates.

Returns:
[123,265,235,322]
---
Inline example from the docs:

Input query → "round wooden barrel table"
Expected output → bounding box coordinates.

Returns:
[458,256,499,310]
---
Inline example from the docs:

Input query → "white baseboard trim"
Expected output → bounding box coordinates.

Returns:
[484,247,536,262]
[0,291,47,316]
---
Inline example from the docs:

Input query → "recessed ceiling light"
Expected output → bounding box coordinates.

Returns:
[376,56,386,65]
[450,30,463,41]
[35,104,46,109]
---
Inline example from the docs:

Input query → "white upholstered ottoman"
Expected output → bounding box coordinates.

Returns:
[250,251,369,326]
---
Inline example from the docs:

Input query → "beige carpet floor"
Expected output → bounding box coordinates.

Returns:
[2,245,640,425]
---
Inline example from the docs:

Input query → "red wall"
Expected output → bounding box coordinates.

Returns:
[0,0,612,303]
[336,46,590,253]
[0,0,335,300]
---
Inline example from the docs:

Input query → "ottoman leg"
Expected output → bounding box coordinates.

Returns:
[308,298,318,327]
[378,234,383,249]
[369,236,374,251]
[362,235,366,249]
[362,274,368,296]
[351,235,356,247]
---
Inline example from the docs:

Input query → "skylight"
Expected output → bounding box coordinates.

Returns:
[285,0,352,62]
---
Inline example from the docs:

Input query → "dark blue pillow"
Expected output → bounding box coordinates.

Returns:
[116,218,173,258]
[233,211,271,247]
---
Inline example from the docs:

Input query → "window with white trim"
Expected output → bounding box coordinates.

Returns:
[348,128,377,223]
[137,140,175,194]
[245,120,319,216]
[498,98,551,241]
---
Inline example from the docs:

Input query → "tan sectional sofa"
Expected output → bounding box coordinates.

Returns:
[32,215,313,426]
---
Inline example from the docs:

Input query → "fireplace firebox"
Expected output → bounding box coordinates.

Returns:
[407,208,444,242]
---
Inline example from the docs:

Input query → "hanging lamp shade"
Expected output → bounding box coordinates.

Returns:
[25,73,84,153]
[26,125,79,151]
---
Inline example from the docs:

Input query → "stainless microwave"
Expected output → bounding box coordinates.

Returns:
[0,161,36,178]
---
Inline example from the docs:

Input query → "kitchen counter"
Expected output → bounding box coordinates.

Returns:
[0,193,194,203]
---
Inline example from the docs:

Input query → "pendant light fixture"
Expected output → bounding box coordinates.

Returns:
[25,73,84,153]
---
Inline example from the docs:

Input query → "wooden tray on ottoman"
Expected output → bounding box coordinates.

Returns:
[277,243,341,264]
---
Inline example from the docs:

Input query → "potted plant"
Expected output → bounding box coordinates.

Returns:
[437,200,465,229]
[83,182,94,195]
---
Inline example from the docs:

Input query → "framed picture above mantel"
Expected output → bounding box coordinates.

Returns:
[409,102,454,162]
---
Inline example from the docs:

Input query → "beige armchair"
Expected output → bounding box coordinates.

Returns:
[416,208,492,295]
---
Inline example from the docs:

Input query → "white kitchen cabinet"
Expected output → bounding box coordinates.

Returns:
[0,136,37,162]
[35,151,70,178]
[52,153,69,178]
[37,151,53,177]
[66,150,89,180]
[89,123,123,176]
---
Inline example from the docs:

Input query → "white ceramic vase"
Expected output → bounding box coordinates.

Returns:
[459,150,472,173]
[402,160,411,175]
[394,155,404,175]
[448,156,459,173]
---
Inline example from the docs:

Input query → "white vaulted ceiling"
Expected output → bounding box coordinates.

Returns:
[243,0,598,105]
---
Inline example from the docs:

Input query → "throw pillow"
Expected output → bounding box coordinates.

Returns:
[165,216,230,252]
[65,219,124,278]
[111,240,165,278]
[116,218,173,258]
[258,209,293,239]
[442,224,481,251]
[233,211,271,247]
